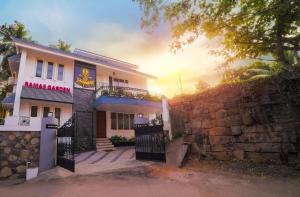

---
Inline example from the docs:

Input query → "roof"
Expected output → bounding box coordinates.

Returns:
[21,86,73,104]
[13,38,157,79]
[2,93,15,104]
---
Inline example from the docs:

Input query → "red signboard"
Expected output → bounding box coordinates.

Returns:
[24,81,71,93]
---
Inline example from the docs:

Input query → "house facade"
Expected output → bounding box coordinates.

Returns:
[1,38,170,150]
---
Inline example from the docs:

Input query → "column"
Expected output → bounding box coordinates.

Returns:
[13,50,27,116]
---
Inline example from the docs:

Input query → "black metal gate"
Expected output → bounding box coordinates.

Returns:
[135,124,166,162]
[57,115,75,172]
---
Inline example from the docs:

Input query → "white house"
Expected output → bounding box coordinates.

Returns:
[0,38,171,151]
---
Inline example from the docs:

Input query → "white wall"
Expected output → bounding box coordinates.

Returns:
[22,50,74,93]
[19,99,72,127]
[96,66,148,90]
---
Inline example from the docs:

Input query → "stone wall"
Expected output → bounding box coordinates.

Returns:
[0,131,40,180]
[170,78,300,164]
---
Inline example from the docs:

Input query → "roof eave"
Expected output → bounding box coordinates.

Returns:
[13,38,157,80]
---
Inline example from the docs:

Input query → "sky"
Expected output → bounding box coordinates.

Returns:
[0,0,224,97]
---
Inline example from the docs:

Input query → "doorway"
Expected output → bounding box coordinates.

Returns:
[96,111,106,138]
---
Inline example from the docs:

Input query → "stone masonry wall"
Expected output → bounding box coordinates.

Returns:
[170,78,300,164]
[0,131,40,180]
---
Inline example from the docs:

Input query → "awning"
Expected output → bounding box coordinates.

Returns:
[21,86,73,104]
[1,93,15,109]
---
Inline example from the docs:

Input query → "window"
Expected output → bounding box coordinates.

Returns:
[30,106,38,117]
[137,113,143,118]
[117,113,124,129]
[130,114,135,129]
[111,112,134,130]
[55,108,61,125]
[124,114,129,129]
[57,64,64,81]
[47,62,54,79]
[113,78,128,87]
[43,107,50,117]
[111,112,117,130]
[36,60,43,77]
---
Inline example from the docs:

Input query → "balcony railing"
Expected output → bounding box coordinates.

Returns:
[94,85,162,102]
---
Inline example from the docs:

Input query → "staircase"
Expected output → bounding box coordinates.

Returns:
[96,138,116,151]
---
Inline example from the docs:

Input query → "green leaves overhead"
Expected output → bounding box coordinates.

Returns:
[134,0,300,69]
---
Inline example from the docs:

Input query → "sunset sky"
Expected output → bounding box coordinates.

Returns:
[0,0,224,97]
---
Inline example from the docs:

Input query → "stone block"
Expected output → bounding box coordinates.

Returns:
[209,127,231,136]
[201,119,212,129]
[227,108,240,116]
[209,151,232,161]
[16,165,26,173]
[20,150,29,159]
[4,147,11,154]
[30,138,39,145]
[8,154,18,161]
[233,150,245,160]
[210,144,231,152]
[247,152,281,164]
[215,109,226,119]
[215,117,231,127]
[209,136,235,145]
[241,108,255,125]
[0,167,12,178]
[230,115,243,126]
[231,126,242,136]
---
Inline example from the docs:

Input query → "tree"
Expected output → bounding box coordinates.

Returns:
[49,40,71,52]
[195,79,210,92]
[0,21,32,80]
[221,61,282,83]
[134,0,300,71]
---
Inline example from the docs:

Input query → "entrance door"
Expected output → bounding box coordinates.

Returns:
[97,111,106,138]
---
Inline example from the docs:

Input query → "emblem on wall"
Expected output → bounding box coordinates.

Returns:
[74,63,96,90]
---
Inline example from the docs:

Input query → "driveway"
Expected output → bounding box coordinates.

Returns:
[34,146,153,180]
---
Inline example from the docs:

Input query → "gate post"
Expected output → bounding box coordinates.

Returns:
[39,116,58,172]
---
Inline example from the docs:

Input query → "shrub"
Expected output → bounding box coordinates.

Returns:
[109,135,135,146]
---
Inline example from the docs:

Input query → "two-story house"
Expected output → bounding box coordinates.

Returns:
[1,38,170,151]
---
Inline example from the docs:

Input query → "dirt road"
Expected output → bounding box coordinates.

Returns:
[1,164,300,197]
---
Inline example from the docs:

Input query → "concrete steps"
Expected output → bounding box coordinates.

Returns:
[96,138,116,151]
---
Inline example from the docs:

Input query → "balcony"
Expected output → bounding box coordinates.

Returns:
[93,85,162,113]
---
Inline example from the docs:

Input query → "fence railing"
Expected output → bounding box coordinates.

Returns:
[94,85,162,102]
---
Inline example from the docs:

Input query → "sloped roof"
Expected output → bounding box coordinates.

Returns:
[13,38,156,79]
[21,86,73,104]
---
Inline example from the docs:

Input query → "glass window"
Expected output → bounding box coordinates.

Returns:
[36,60,43,77]
[111,112,117,130]
[55,108,61,125]
[57,64,64,81]
[130,114,134,129]
[30,106,38,117]
[124,114,129,129]
[117,113,124,129]
[47,62,54,79]
[43,107,50,117]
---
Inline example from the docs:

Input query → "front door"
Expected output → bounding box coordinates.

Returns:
[97,111,106,138]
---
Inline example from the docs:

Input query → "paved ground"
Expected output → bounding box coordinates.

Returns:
[1,147,300,197]
[1,164,300,197]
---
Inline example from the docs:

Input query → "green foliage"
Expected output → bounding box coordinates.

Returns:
[49,39,71,52]
[221,61,284,84]
[134,0,300,70]
[0,21,32,80]
[109,135,135,146]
